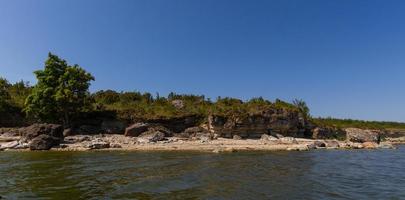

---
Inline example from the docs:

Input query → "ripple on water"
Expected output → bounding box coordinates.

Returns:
[0,146,404,200]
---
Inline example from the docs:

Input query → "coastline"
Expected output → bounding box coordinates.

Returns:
[2,134,400,153]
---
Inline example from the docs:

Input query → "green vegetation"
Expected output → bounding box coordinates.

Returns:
[1,52,405,131]
[312,117,405,130]
[25,53,94,126]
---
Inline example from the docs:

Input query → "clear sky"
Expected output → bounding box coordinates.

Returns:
[0,0,404,122]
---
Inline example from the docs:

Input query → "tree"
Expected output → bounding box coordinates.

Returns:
[0,77,11,111]
[292,98,310,118]
[24,53,94,126]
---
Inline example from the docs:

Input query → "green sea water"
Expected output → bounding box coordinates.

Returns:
[0,146,404,200]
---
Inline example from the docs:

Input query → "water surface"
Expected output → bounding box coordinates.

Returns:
[0,146,404,199]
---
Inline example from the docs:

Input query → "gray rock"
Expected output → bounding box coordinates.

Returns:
[313,141,326,148]
[260,134,278,141]
[63,128,73,137]
[64,135,91,143]
[125,123,149,137]
[279,137,298,144]
[29,134,61,150]
[110,143,122,148]
[345,128,381,143]
[233,135,242,140]
[101,120,126,134]
[0,141,19,149]
[377,143,396,149]
[20,123,64,142]
[86,139,110,149]
[325,140,340,148]
[139,130,166,142]
[287,145,309,151]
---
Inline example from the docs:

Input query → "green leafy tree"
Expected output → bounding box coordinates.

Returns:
[24,53,94,126]
[0,78,11,111]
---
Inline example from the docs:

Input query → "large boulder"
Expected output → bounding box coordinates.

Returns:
[345,128,381,143]
[29,134,61,150]
[125,123,150,137]
[20,123,64,142]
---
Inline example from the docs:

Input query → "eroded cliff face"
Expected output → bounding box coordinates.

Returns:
[207,109,309,138]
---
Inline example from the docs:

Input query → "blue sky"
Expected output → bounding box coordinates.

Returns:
[0,0,404,122]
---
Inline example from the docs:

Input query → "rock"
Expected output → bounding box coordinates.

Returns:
[171,100,185,109]
[29,134,61,150]
[64,135,91,143]
[77,125,101,134]
[139,130,165,142]
[345,128,381,143]
[362,142,378,149]
[233,135,242,140]
[0,128,20,137]
[20,123,64,142]
[325,140,340,148]
[0,141,19,149]
[261,134,278,141]
[287,145,309,151]
[175,126,209,138]
[101,120,126,134]
[15,142,29,149]
[307,143,316,149]
[274,133,285,139]
[208,108,309,139]
[184,126,206,134]
[110,144,122,148]
[86,139,110,149]
[377,143,396,149]
[278,137,298,144]
[314,141,326,148]
[312,127,345,139]
[125,123,149,137]
[349,142,364,149]
[63,128,73,137]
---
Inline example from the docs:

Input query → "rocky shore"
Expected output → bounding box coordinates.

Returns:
[0,123,401,152]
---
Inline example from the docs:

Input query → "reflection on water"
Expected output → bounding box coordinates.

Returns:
[0,146,404,200]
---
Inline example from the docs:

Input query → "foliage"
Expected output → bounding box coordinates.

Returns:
[0,77,11,111]
[312,117,405,130]
[292,98,310,118]
[24,53,94,126]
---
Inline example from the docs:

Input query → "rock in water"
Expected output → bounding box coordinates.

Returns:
[362,142,378,149]
[124,123,149,137]
[29,134,61,150]
[314,141,326,148]
[377,143,396,149]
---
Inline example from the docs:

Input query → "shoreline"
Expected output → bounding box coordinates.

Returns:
[2,135,401,153]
